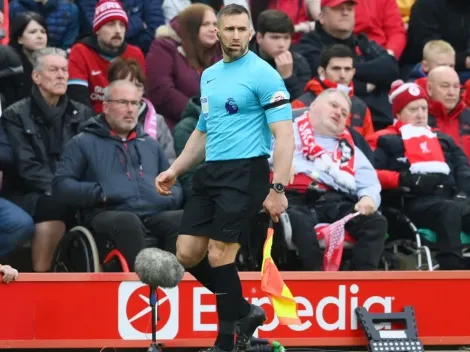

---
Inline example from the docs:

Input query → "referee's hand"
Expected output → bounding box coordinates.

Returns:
[263,189,288,223]
[156,169,177,196]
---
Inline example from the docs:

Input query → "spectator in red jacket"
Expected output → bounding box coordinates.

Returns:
[292,44,374,138]
[426,66,470,159]
[353,0,407,60]
[67,0,145,114]
[408,40,455,94]
[146,4,220,129]
[368,80,470,270]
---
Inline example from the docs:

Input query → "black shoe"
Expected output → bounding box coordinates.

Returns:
[235,304,266,352]
[198,346,234,352]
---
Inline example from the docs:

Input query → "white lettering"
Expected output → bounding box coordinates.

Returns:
[191,284,394,335]
[316,284,346,331]
[193,287,217,331]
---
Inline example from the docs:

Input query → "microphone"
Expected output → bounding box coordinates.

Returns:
[135,248,185,352]
[134,247,185,289]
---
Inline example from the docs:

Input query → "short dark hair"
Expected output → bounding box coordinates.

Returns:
[319,44,355,69]
[217,3,251,26]
[257,9,294,35]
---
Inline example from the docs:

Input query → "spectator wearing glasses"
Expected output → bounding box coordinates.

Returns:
[53,80,183,271]
[108,58,176,163]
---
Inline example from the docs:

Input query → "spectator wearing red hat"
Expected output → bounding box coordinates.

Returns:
[67,0,145,114]
[367,80,470,270]
[292,0,400,131]
[74,0,164,54]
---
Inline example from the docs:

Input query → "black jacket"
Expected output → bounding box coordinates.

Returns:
[401,0,470,70]
[370,127,470,195]
[292,23,400,129]
[0,45,30,110]
[52,115,183,219]
[250,40,312,100]
[2,94,92,215]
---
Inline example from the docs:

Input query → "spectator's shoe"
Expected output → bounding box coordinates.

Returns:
[235,304,267,352]
[198,347,234,352]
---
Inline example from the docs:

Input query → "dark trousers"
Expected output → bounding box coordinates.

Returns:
[405,196,469,269]
[314,197,387,270]
[89,210,183,270]
[286,205,323,271]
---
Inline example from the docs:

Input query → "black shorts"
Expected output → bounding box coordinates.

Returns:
[179,156,270,243]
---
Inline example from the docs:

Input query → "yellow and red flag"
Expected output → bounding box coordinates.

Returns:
[260,224,301,326]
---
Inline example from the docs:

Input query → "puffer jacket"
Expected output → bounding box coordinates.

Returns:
[146,20,220,129]
[9,0,79,49]
[173,96,201,201]
[53,115,183,219]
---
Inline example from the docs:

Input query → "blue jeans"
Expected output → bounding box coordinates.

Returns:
[0,198,35,257]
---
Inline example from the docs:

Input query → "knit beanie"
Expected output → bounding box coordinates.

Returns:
[93,0,128,32]
[389,80,427,116]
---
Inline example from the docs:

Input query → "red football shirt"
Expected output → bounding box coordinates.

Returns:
[68,43,146,113]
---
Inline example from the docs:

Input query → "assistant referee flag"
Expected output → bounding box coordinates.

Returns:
[260,222,301,325]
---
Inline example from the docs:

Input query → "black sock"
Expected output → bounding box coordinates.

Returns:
[186,255,215,293]
[212,263,242,351]
[188,257,251,320]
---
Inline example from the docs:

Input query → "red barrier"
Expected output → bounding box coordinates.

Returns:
[1,271,470,349]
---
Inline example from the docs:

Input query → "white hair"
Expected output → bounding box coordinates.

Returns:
[32,47,67,71]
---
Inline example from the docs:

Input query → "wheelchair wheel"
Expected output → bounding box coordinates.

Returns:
[52,226,100,273]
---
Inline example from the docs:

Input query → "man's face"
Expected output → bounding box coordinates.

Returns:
[309,91,350,136]
[319,3,355,38]
[397,99,429,127]
[256,32,291,58]
[427,70,460,111]
[103,84,141,135]
[318,57,355,85]
[32,54,68,96]
[217,13,252,60]
[422,53,455,73]
[96,20,126,50]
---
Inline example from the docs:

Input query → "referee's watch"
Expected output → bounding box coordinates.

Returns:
[271,183,286,193]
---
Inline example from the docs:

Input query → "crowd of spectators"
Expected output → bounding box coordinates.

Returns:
[0,0,470,277]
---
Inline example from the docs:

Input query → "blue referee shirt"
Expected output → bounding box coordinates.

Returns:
[196,50,292,161]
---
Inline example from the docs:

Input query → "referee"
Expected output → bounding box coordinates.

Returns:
[156,4,294,352]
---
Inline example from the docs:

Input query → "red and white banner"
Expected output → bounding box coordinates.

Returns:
[1,271,470,348]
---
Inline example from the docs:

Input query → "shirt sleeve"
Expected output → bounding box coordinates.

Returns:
[355,146,382,208]
[255,65,292,124]
[196,109,207,133]
[67,44,89,87]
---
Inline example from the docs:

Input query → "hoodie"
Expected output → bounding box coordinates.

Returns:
[53,115,183,219]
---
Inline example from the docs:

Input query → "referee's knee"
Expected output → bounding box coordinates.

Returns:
[208,240,240,267]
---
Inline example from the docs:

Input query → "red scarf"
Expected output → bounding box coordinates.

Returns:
[394,121,450,175]
[296,112,356,190]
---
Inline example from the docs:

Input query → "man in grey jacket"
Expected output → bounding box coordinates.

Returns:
[271,88,387,270]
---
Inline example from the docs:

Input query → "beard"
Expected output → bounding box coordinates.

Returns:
[220,41,248,61]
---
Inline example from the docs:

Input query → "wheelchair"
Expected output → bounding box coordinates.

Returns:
[51,213,161,273]
[381,187,470,271]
